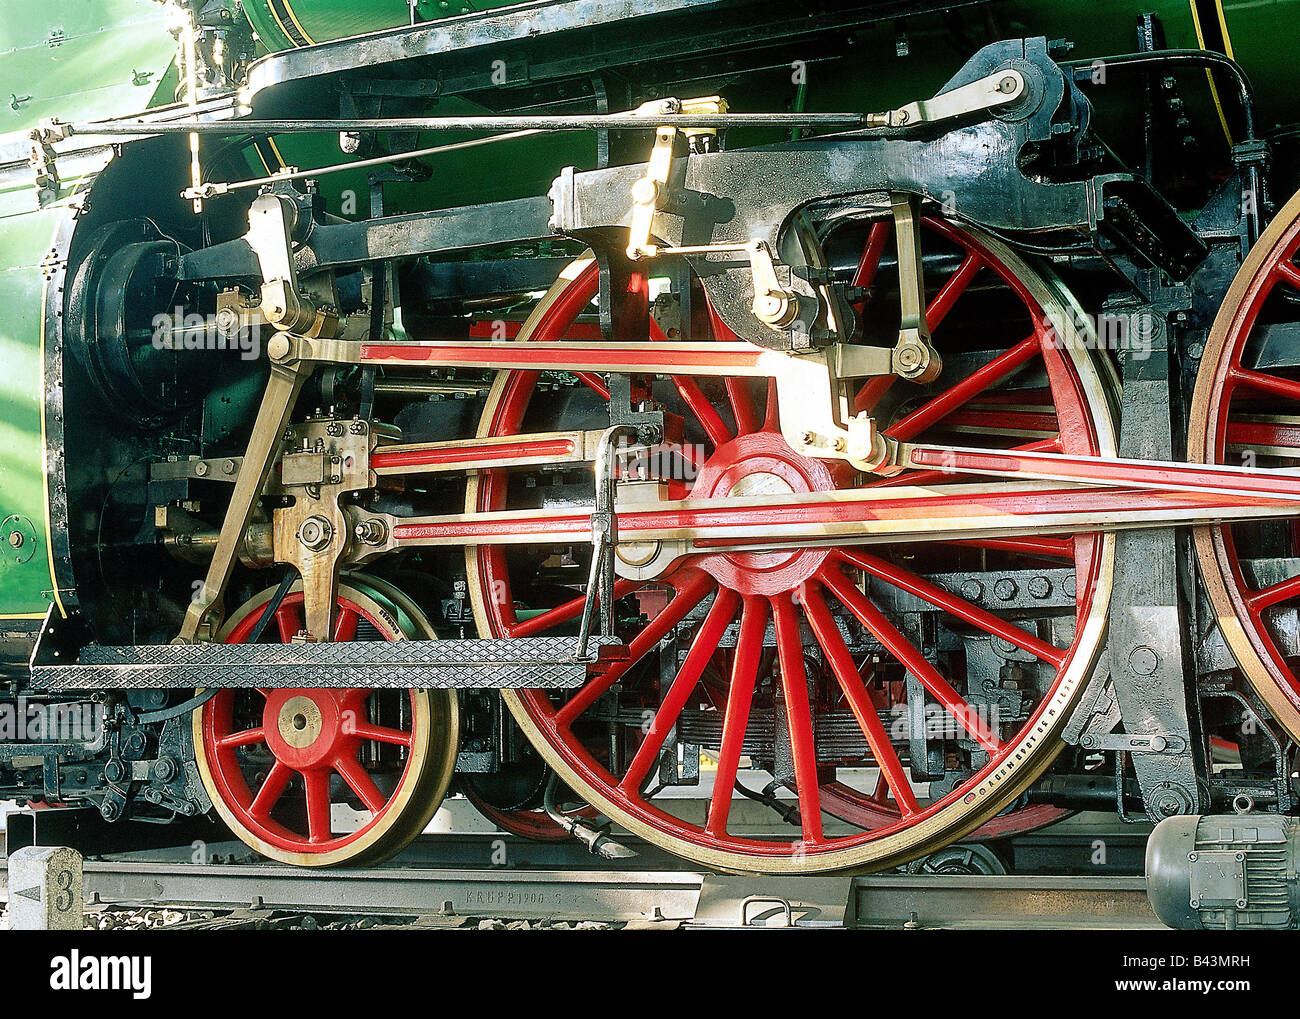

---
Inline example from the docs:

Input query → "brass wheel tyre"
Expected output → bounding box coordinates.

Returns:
[193,575,458,867]
[1191,188,1300,742]
[466,224,1117,875]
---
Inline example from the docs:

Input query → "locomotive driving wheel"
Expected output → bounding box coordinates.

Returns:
[466,219,1117,873]
[193,576,458,866]
[1192,188,1300,744]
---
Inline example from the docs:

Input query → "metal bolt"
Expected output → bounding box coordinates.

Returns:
[8,531,23,549]
[353,519,388,546]
[297,516,333,552]
[194,460,209,477]
[1027,576,1052,599]
[998,75,1018,94]
[960,579,984,601]
[993,578,1018,600]
[222,459,236,475]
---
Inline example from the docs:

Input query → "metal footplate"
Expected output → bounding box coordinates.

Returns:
[29,636,618,691]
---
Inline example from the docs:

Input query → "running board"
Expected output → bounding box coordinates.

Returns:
[29,636,619,691]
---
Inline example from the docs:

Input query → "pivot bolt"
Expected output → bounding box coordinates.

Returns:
[297,515,334,552]
[353,519,388,546]
[998,75,1019,94]
[8,531,23,549]
[153,756,178,782]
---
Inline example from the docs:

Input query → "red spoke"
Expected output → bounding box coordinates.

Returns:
[672,375,733,448]
[303,768,334,843]
[248,760,293,821]
[350,722,413,747]
[332,607,359,643]
[802,585,918,816]
[771,592,824,844]
[621,588,740,794]
[925,253,984,331]
[1228,365,1300,403]
[274,604,301,643]
[1225,416,1300,452]
[886,335,1041,442]
[333,754,388,814]
[555,570,715,728]
[851,220,892,296]
[854,374,896,415]
[217,727,266,750]
[819,564,1001,753]
[1246,573,1300,613]
[944,536,1075,561]
[577,372,611,399]
[705,595,768,836]
[707,305,763,434]
[508,579,641,638]
[839,549,1066,667]
[1274,258,1300,291]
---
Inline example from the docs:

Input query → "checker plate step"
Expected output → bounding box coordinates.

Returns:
[29,637,617,690]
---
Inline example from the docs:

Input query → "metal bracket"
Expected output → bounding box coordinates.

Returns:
[1077,732,1187,754]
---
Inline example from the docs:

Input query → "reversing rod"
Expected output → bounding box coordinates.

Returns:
[55,112,873,137]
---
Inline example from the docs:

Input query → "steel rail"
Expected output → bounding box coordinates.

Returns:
[8,859,1159,929]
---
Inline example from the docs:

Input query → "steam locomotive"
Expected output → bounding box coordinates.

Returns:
[2,0,1299,926]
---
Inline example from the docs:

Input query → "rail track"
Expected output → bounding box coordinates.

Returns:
[1,813,1163,930]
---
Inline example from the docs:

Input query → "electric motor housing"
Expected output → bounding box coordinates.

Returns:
[1146,813,1300,930]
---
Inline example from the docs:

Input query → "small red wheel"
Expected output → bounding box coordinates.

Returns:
[1192,188,1300,743]
[193,577,458,866]
[465,220,1117,873]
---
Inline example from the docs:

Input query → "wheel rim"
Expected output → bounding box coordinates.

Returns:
[467,221,1116,873]
[193,579,458,866]
[1191,188,1300,741]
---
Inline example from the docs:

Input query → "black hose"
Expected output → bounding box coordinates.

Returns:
[1065,48,1256,140]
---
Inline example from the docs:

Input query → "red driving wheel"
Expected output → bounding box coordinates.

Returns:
[466,220,1116,872]
[1192,188,1300,743]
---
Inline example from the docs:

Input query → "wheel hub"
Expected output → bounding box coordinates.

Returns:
[689,429,836,595]
[263,690,350,768]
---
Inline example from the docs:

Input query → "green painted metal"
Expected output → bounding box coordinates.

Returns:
[0,0,175,135]
[243,0,521,51]
[0,0,177,619]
